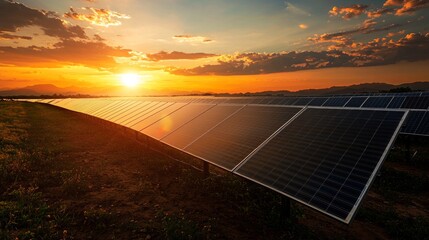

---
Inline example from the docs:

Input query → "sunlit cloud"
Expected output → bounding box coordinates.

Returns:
[384,0,429,15]
[170,32,429,75]
[173,35,214,44]
[146,51,218,61]
[299,24,308,29]
[0,0,87,39]
[0,39,131,68]
[329,4,369,20]
[64,7,130,27]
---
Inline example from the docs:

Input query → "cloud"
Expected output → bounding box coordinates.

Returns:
[284,2,311,16]
[173,35,214,44]
[0,32,32,40]
[0,0,87,39]
[367,8,395,18]
[169,32,429,75]
[308,19,402,46]
[299,24,308,29]
[329,4,369,19]
[64,7,130,27]
[145,51,217,61]
[0,39,131,68]
[384,0,429,15]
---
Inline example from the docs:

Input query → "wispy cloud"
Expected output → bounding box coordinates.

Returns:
[145,51,217,61]
[0,32,32,40]
[329,4,369,20]
[284,2,311,16]
[64,7,130,27]
[173,35,214,44]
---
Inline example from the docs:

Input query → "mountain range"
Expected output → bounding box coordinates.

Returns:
[0,82,428,97]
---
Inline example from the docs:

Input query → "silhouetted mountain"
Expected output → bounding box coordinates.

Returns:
[1,81,428,97]
[241,82,429,96]
[0,84,80,96]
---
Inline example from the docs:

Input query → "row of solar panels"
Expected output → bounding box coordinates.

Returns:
[21,93,429,109]
[21,98,413,224]
[24,96,429,137]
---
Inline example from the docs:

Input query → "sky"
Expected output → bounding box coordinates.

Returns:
[0,0,428,95]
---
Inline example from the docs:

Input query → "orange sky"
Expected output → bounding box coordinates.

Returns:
[0,0,428,95]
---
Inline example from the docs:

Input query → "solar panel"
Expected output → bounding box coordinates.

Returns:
[361,97,392,108]
[109,101,152,123]
[308,98,328,106]
[121,102,172,126]
[344,97,367,107]
[278,98,298,105]
[141,104,215,139]
[293,97,313,106]
[161,105,243,149]
[322,97,350,107]
[401,110,429,136]
[401,96,429,109]
[184,106,302,170]
[387,97,405,108]
[131,103,188,131]
[235,108,406,223]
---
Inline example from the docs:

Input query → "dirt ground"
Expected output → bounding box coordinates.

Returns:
[0,101,428,240]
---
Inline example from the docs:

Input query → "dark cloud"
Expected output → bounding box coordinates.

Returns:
[0,0,87,39]
[64,7,130,27]
[0,32,32,40]
[170,33,429,75]
[146,51,217,61]
[329,4,369,19]
[384,0,429,15]
[0,39,131,68]
[93,34,106,42]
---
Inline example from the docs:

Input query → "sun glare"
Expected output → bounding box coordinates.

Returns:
[119,73,141,88]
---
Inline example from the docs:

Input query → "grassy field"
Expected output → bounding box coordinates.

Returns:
[0,101,428,240]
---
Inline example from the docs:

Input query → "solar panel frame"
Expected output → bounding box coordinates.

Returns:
[233,106,408,224]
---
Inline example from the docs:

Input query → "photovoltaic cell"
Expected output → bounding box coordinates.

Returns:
[344,97,367,107]
[387,97,405,108]
[322,97,350,107]
[161,105,242,149]
[130,102,188,131]
[141,104,215,139]
[308,98,328,106]
[401,111,429,136]
[121,102,172,126]
[235,108,405,223]
[401,96,429,109]
[293,97,313,106]
[361,97,392,108]
[184,106,302,170]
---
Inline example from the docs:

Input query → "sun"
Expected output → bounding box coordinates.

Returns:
[119,73,141,88]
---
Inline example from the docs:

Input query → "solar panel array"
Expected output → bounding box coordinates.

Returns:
[20,93,428,223]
